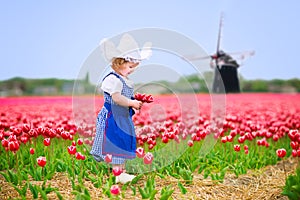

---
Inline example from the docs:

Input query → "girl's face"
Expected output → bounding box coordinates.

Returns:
[118,62,139,77]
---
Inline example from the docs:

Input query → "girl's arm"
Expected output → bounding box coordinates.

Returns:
[112,92,142,110]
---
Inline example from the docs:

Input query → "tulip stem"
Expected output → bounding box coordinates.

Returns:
[282,159,287,180]
[107,163,110,174]
[72,156,75,181]
[6,151,10,170]
[15,153,20,183]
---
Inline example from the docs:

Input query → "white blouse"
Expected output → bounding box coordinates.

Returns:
[101,73,134,95]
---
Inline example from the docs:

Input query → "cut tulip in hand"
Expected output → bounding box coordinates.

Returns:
[134,93,154,103]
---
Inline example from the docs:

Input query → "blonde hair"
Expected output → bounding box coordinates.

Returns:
[111,57,128,72]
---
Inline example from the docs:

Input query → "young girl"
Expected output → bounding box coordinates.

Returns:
[90,34,151,183]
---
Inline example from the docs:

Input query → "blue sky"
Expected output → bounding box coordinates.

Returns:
[1,1,299,83]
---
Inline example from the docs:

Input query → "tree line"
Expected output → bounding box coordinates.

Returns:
[0,75,299,96]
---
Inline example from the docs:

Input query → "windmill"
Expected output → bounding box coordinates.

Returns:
[185,13,255,93]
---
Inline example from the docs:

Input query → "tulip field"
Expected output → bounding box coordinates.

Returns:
[0,93,300,199]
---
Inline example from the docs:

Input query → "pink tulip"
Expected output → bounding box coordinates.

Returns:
[110,185,120,195]
[143,152,154,165]
[112,166,123,176]
[104,154,112,163]
[136,147,145,158]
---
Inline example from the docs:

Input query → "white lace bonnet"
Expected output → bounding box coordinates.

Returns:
[100,33,152,63]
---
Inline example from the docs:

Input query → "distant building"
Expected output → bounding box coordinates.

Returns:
[33,86,58,95]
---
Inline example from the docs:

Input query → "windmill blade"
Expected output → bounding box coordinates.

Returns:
[182,13,224,63]
[183,50,255,62]
[227,50,255,56]
[227,50,255,62]
[182,54,212,61]
[216,12,224,54]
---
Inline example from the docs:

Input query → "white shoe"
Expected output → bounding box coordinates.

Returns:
[115,173,136,184]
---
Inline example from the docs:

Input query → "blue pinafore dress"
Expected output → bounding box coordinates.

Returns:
[90,72,136,164]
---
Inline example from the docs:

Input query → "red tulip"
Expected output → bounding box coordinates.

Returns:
[110,185,120,195]
[0,131,3,140]
[20,135,29,144]
[187,140,194,147]
[8,140,20,152]
[234,144,241,152]
[22,124,30,133]
[143,152,154,165]
[37,127,45,134]
[61,131,70,140]
[136,147,145,158]
[292,149,298,157]
[43,138,51,146]
[227,135,233,142]
[69,135,73,140]
[77,138,83,145]
[272,134,279,142]
[67,145,76,155]
[104,154,112,163]
[134,93,154,103]
[1,139,8,148]
[221,137,227,143]
[28,129,38,138]
[75,152,85,160]
[72,141,76,146]
[12,127,22,136]
[30,148,35,155]
[276,148,286,158]
[290,141,299,149]
[112,166,123,176]
[162,136,169,143]
[37,156,47,167]
[148,144,154,150]
[238,136,246,144]
[174,135,180,143]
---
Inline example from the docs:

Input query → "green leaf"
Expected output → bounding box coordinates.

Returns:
[86,174,97,183]
[21,170,28,181]
[130,185,136,195]
[45,187,56,194]
[138,186,149,199]
[131,174,143,184]
[178,168,193,181]
[8,169,19,185]
[54,190,64,200]
[160,186,174,200]
[0,171,10,182]
[29,183,39,199]
[37,186,48,200]
[156,172,165,179]
[178,182,187,194]
[36,167,42,181]
[12,182,28,197]
[149,189,158,200]
[83,187,90,197]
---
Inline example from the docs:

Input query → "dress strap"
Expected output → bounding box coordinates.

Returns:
[102,71,122,81]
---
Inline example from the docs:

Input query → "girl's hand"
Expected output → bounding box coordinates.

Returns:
[130,100,143,110]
